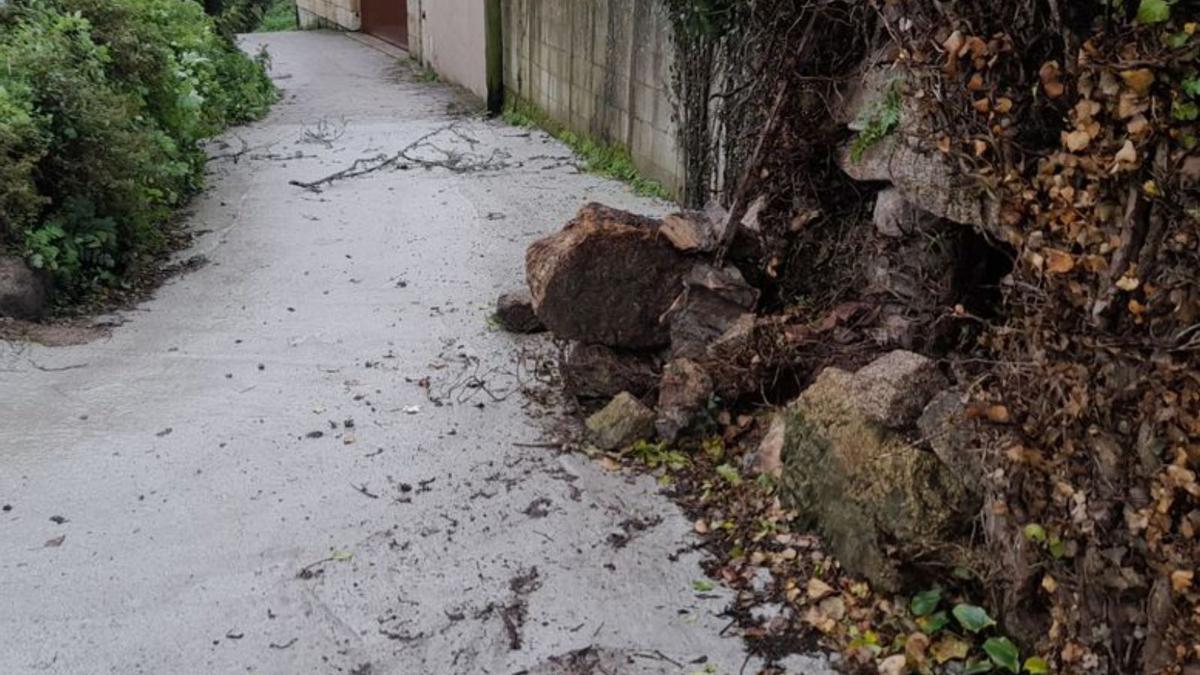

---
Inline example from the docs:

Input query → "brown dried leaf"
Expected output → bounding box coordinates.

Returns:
[943,31,965,57]
[987,405,1012,424]
[965,36,988,58]
[1116,275,1141,291]
[931,636,971,664]
[1065,130,1091,152]
[1114,140,1137,165]
[807,577,835,600]
[819,595,846,621]
[1171,570,1194,592]
[1039,61,1060,83]
[1046,249,1076,274]
[995,97,1013,113]
[1126,115,1150,137]
[878,654,907,675]
[1120,68,1155,96]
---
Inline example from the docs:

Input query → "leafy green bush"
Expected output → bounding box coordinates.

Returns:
[0,0,275,295]
[197,0,277,35]
[257,0,297,32]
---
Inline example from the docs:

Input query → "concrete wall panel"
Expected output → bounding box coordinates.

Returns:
[503,0,682,195]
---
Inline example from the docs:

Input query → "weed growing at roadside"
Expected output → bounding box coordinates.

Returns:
[502,98,672,200]
[849,79,902,163]
[257,0,297,32]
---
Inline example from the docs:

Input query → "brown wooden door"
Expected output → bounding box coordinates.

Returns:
[361,0,408,49]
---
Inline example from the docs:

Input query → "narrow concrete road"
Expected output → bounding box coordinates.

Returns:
[0,33,831,675]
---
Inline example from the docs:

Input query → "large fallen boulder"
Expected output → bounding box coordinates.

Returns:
[777,362,975,591]
[526,204,690,349]
[561,342,660,400]
[0,256,49,320]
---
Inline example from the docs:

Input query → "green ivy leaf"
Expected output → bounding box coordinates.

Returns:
[1175,100,1200,121]
[1024,656,1051,674]
[917,611,950,634]
[984,637,1021,673]
[1048,537,1068,559]
[953,604,997,633]
[1183,77,1200,98]
[1167,31,1192,48]
[715,463,741,486]
[965,659,996,674]
[1136,0,1172,24]
[911,588,942,617]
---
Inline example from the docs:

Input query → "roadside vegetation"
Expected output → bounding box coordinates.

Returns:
[502,98,672,201]
[0,0,276,301]
[256,0,297,32]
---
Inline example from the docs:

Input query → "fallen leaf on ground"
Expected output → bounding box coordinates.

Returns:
[932,636,970,663]
[878,654,907,675]
[807,577,835,600]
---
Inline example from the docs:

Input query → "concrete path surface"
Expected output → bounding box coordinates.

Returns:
[0,32,832,675]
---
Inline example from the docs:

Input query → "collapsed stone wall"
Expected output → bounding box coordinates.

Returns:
[502,2,1200,672]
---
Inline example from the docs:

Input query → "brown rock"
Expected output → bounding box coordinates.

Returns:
[917,389,983,490]
[849,350,947,428]
[495,290,545,333]
[586,392,656,451]
[561,342,660,400]
[0,256,49,320]
[660,211,722,253]
[755,414,786,478]
[664,263,759,359]
[525,203,689,349]
[655,358,714,442]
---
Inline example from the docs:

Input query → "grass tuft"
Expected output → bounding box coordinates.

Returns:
[502,98,672,200]
[257,0,297,32]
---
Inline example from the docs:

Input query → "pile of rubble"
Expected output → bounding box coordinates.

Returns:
[496,200,989,596]
[497,202,759,444]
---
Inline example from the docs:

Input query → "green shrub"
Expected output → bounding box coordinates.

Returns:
[257,0,297,32]
[0,0,275,294]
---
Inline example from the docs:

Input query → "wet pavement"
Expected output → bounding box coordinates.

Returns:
[0,31,833,675]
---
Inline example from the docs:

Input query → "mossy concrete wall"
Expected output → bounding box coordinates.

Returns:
[296,0,360,30]
[502,0,683,196]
